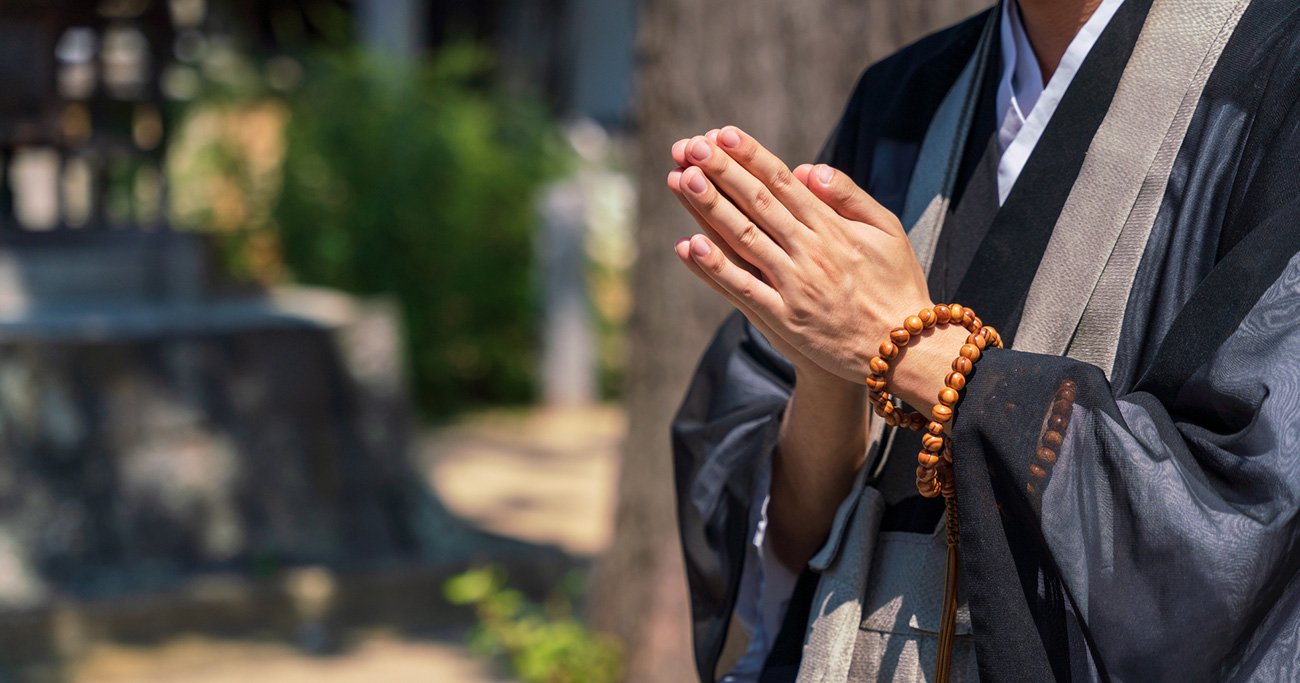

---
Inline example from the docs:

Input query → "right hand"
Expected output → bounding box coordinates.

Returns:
[666,130,854,389]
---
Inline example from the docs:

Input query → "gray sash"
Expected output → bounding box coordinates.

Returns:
[1012,0,1251,375]
[796,0,1249,679]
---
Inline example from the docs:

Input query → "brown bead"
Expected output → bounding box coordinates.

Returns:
[1048,414,1069,432]
[938,387,960,406]
[872,403,887,418]
[922,433,945,452]
[931,404,954,422]
[909,413,929,430]
[1026,482,1038,495]
[916,465,938,483]
[946,372,967,391]
[1029,464,1047,479]
[969,333,987,350]
[1059,386,1077,403]
[869,356,889,375]
[1036,447,1058,465]
[918,452,941,468]
[1061,379,1077,392]
[866,376,887,391]
[885,411,900,426]
[927,421,945,436]
[934,305,952,324]
[949,304,965,322]
[904,316,924,335]
[1043,430,1064,448]
[952,357,973,375]
[878,340,899,360]
[942,443,954,463]
[970,316,983,330]
[919,308,937,328]
[890,328,911,346]
[918,479,942,498]
[1052,398,1072,417]
[960,344,982,363]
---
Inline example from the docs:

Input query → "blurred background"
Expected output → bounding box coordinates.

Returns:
[0,0,987,681]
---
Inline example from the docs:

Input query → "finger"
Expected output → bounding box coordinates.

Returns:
[705,128,720,145]
[793,163,815,186]
[667,167,762,278]
[672,138,690,167]
[685,135,805,250]
[686,234,785,319]
[804,163,904,237]
[680,165,795,283]
[675,237,742,304]
[714,126,834,228]
[675,238,791,346]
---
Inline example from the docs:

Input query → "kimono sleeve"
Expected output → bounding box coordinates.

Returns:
[952,253,1300,681]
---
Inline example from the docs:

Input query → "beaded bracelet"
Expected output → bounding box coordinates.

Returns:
[863,303,1003,499]
[1026,378,1076,498]
[865,303,1001,683]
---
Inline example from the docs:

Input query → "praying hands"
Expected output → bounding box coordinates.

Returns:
[665,126,967,416]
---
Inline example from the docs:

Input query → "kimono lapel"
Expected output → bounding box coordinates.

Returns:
[1014,0,1252,376]
[900,8,996,276]
[949,0,1153,344]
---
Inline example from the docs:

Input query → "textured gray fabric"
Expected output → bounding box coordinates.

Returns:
[1013,0,1249,376]
[850,526,979,683]
[798,487,885,683]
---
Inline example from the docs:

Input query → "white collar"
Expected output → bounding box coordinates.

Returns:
[994,0,1126,205]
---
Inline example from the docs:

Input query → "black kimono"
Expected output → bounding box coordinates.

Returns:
[672,0,1300,680]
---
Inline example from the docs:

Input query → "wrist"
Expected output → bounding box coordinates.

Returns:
[890,323,969,415]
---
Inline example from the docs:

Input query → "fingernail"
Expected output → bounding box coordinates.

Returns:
[720,128,741,149]
[689,138,712,162]
[691,237,712,257]
[686,169,707,194]
[816,164,835,185]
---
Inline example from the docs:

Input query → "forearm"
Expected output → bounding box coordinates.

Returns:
[767,367,869,571]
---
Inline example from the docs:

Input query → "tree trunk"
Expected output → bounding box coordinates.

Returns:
[589,2,992,681]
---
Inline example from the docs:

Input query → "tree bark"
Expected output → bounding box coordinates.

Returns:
[589,2,992,681]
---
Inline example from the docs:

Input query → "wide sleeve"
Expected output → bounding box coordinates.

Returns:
[671,311,798,681]
[951,253,1300,682]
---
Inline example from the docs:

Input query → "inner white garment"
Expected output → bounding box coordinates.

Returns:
[722,0,1127,680]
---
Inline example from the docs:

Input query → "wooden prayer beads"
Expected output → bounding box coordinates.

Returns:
[864,305,1001,683]
[1025,378,1077,497]
[864,303,1002,499]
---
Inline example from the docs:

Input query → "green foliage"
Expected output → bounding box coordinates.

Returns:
[444,566,623,683]
[273,46,564,416]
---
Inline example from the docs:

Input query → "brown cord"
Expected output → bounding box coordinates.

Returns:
[936,492,961,683]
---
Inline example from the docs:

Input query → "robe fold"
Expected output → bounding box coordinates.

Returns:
[672,0,1300,680]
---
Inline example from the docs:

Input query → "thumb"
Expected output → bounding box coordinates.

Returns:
[804,164,903,237]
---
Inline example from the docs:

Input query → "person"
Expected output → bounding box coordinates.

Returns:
[667,0,1300,680]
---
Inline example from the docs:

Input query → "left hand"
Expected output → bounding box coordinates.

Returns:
[671,126,941,388]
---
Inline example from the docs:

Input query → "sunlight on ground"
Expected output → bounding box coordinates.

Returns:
[423,405,623,558]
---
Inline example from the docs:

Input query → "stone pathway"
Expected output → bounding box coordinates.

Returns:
[69,405,624,683]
